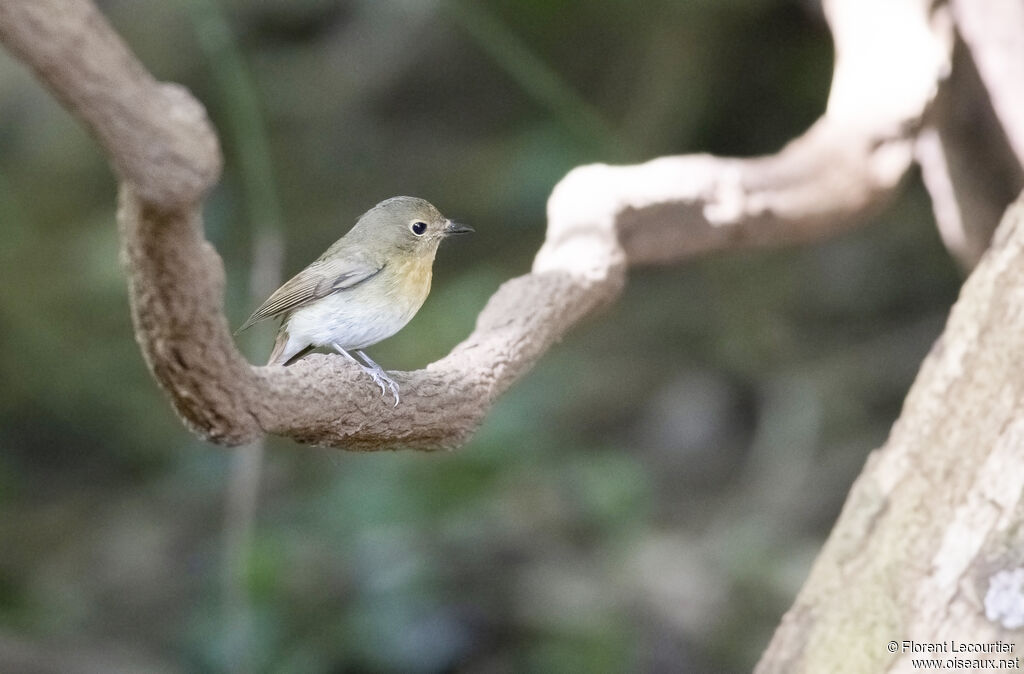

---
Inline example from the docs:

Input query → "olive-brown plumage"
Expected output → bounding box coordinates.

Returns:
[238,196,472,404]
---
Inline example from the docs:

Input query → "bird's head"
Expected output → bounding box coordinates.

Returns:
[352,196,473,260]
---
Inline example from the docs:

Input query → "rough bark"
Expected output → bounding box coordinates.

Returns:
[0,0,956,450]
[757,193,1024,673]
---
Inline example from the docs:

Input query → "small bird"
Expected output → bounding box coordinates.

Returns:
[237,196,472,405]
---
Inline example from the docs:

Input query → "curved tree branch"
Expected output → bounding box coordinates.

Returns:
[0,1,220,208]
[0,0,952,449]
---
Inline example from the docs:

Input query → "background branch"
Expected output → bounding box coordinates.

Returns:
[0,0,959,450]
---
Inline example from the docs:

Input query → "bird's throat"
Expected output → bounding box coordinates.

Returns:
[391,253,434,310]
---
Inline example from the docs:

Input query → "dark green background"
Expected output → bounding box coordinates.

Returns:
[0,0,961,671]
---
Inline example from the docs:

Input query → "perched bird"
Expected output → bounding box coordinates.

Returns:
[237,196,472,405]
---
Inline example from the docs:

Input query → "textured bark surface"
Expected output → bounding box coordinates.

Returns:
[0,0,957,450]
[757,194,1024,673]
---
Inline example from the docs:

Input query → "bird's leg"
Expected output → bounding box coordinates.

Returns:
[331,343,392,403]
[356,350,400,406]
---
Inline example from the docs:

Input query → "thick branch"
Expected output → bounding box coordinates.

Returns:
[0,0,952,449]
[0,0,220,208]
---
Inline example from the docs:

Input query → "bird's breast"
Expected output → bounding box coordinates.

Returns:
[389,255,433,310]
[284,254,434,351]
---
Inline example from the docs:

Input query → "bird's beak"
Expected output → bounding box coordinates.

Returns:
[443,220,474,236]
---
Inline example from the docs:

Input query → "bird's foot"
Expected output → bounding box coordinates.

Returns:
[364,367,400,406]
[355,349,400,406]
[332,343,400,406]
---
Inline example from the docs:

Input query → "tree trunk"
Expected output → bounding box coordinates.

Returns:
[758,194,1024,672]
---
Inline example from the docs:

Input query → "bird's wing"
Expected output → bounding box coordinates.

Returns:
[235,255,384,333]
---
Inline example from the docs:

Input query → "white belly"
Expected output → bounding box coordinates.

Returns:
[286,291,418,352]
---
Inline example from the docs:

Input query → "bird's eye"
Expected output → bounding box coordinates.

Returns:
[410,221,427,236]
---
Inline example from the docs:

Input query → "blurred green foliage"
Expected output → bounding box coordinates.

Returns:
[0,0,961,672]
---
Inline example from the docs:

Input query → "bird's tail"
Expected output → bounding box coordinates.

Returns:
[267,330,313,366]
[267,330,290,365]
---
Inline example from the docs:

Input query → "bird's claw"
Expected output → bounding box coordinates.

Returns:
[366,369,400,406]
[332,344,401,406]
